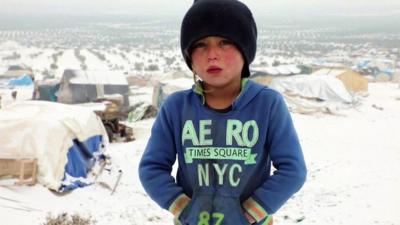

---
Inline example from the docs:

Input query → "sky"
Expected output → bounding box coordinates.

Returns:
[1,0,400,17]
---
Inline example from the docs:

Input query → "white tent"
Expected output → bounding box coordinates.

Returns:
[57,69,130,107]
[0,101,108,191]
[270,75,353,103]
[269,75,355,114]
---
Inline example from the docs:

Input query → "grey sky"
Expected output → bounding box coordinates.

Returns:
[1,0,400,16]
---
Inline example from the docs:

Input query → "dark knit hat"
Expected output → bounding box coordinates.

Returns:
[180,0,257,77]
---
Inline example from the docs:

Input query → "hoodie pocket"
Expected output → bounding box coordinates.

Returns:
[213,195,251,225]
[179,193,250,225]
[179,193,210,225]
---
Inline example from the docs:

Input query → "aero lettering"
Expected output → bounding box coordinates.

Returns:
[226,119,259,147]
[182,119,259,147]
[182,120,213,146]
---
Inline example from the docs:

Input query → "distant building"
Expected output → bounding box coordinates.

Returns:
[57,69,130,108]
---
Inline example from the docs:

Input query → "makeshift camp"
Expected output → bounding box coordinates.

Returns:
[270,75,356,114]
[57,69,130,108]
[0,101,108,192]
[311,68,368,92]
[32,72,134,143]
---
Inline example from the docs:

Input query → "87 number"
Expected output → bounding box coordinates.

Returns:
[198,211,224,225]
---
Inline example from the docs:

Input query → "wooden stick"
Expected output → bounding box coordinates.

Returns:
[111,170,122,195]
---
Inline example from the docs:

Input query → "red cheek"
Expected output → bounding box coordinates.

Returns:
[191,54,203,68]
[224,52,242,66]
[191,50,207,61]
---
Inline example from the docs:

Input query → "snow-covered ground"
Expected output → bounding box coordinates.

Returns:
[275,83,400,225]
[0,40,190,79]
[0,82,399,225]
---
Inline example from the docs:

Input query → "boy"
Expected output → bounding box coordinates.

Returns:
[139,1,307,224]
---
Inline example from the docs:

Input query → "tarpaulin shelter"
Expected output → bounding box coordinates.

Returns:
[311,68,368,92]
[7,74,33,86]
[269,75,356,114]
[270,75,354,103]
[33,78,61,102]
[0,101,108,192]
[57,69,130,108]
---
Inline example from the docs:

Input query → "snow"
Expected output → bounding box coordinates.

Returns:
[67,70,128,85]
[0,39,190,80]
[1,83,400,225]
[80,49,109,71]
[0,41,22,51]
[56,49,82,75]
[22,48,55,73]
[275,83,400,225]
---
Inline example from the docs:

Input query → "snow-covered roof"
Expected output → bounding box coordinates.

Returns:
[63,69,128,85]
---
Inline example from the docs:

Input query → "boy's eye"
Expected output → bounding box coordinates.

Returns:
[220,39,233,46]
[192,42,206,49]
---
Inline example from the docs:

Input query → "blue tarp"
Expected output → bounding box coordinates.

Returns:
[8,75,33,86]
[59,135,104,192]
[382,68,394,76]
[357,60,370,69]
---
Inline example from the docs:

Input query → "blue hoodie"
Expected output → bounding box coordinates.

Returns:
[139,79,306,225]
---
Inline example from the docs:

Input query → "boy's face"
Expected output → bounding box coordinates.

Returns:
[191,36,244,89]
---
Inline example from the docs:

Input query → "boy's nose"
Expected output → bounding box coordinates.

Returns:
[207,47,219,61]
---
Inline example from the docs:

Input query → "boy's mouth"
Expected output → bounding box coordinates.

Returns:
[207,66,222,74]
